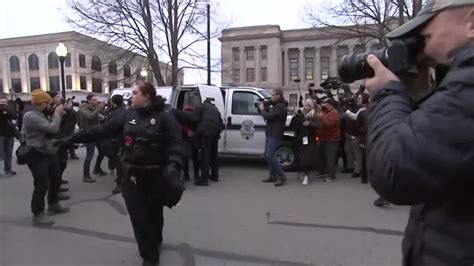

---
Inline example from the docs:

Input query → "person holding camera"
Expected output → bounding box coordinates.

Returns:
[289,99,321,186]
[363,1,474,265]
[22,89,70,226]
[0,97,17,177]
[259,89,288,186]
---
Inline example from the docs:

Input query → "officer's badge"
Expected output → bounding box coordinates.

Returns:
[240,119,255,140]
[150,118,156,125]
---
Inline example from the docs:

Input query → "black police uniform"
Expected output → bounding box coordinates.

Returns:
[68,102,183,265]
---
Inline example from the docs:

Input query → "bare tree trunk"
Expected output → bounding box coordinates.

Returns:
[143,0,166,86]
[397,0,405,26]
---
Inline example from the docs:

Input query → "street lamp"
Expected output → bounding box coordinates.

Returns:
[56,42,68,100]
[196,0,211,85]
[140,69,148,78]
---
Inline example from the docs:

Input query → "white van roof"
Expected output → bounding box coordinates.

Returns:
[109,86,173,104]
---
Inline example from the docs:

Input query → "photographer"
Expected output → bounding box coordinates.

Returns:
[22,89,69,226]
[259,89,288,187]
[0,97,17,177]
[364,1,474,265]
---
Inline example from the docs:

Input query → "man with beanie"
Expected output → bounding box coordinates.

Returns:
[79,93,104,182]
[319,98,341,182]
[0,97,17,177]
[22,89,69,226]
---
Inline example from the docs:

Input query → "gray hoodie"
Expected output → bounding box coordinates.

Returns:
[22,108,62,154]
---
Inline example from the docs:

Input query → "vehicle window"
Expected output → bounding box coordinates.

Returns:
[232,91,260,115]
[177,90,202,110]
[259,89,272,98]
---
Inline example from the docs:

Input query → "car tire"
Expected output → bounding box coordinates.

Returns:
[275,141,296,171]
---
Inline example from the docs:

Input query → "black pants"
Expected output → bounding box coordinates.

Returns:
[27,151,61,215]
[199,135,219,182]
[182,141,200,179]
[68,145,77,158]
[320,141,340,179]
[122,171,164,264]
[337,139,348,169]
[109,155,125,186]
[94,150,105,171]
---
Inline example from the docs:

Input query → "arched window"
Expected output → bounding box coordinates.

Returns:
[123,64,131,77]
[9,56,20,72]
[91,56,102,72]
[28,54,39,70]
[48,53,59,69]
[109,61,117,75]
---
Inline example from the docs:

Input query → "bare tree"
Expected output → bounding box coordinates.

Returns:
[67,0,224,86]
[304,0,425,48]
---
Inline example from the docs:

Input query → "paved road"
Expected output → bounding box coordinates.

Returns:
[0,146,409,266]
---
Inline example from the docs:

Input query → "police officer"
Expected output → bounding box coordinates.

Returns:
[174,98,224,186]
[62,82,184,266]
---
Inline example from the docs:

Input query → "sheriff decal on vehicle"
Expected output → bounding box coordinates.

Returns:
[240,119,255,140]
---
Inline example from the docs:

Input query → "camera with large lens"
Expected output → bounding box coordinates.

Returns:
[62,96,80,107]
[255,98,272,110]
[338,36,423,83]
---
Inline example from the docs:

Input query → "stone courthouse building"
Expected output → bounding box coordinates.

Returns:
[220,25,382,107]
[0,31,183,101]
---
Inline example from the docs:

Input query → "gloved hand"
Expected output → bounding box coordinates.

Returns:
[52,137,71,148]
[162,161,184,209]
[163,162,181,181]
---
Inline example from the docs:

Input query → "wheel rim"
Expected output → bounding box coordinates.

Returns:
[276,146,294,167]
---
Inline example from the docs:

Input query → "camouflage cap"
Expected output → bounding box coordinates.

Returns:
[387,0,474,39]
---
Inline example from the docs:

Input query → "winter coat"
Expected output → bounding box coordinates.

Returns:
[367,42,474,266]
[319,109,341,142]
[260,99,288,140]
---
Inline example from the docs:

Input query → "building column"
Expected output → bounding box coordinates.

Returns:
[315,48,321,86]
[19,54,29,93]
[39,51,48,91]
[330,45,338,78]
[239,48,245,83]
[70,48,78,91]
[1,54,9,94]
[255,47,261,83]
[283,48,289,87]
[298,48,305,82]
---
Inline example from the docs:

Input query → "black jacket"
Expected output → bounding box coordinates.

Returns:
[367,43,474,266]
[70,105,183,167]
[260,100,288,140]
[0,105,17,137]
[174,102,224,138]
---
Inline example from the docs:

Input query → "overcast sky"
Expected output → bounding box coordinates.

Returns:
[0,0,323,85]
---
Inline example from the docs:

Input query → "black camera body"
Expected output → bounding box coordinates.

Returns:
[255,98,273,110]
[62,96,80,107]
[338,36,422,83]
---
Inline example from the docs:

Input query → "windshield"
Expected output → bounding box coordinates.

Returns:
[258,89,272,98]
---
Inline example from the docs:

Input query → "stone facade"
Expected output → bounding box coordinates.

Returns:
[0,31,183,102]
[220,25,381,107]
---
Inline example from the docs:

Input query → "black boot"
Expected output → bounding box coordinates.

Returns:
[93,168,107,176]
[262,176,276,183]
[274,177,287,187]
[142,260,158,266]
[48,203,70,215]
[373,197,390,207]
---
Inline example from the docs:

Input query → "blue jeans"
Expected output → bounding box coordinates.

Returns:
[83,142,96,175]
[264,137,285,179]
[0,136,14,173]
